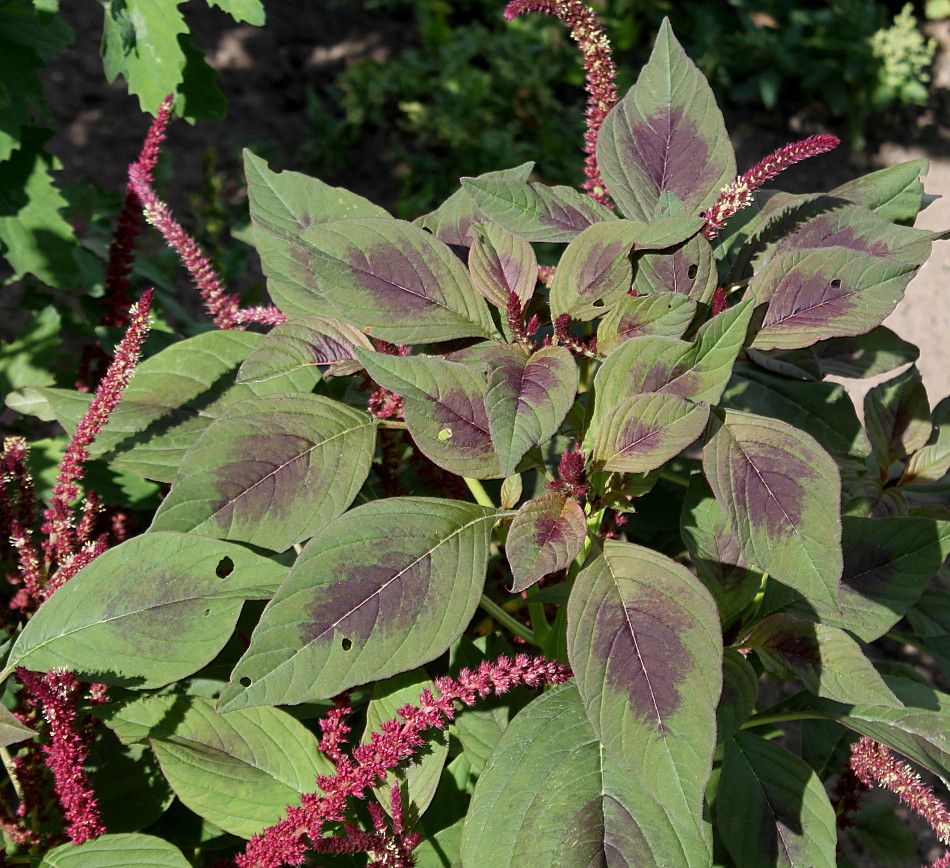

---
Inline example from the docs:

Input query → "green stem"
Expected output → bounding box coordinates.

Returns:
[480,594,536,644]
[377,420,407,429]
[1,745,22,802]
[741,711,830,730]
[658,469,690,488]
[464,477,495,509]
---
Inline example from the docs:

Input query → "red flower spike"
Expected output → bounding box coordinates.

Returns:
[505,1,618,205]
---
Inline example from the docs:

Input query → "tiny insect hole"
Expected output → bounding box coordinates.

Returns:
[830,278,842,288]
[202,608,210,617]
[239,677,252,688]
[215,557,234,578]
[341,638,353,652]
[687,264,698,279]
[592,299,605,308]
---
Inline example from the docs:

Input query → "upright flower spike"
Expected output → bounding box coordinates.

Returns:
[504,1,618,205]
[41,291,153,575]
[702,134,840,240]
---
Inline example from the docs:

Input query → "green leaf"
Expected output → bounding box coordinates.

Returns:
[749,247,917,350]
[282,217,496,343]
[549,218,702,321]
[831,159,928,224]
[567,542,721,828]
[149,394,375,552]
[505,492,587,592]
[0,704,35,748]
[468,222,538,308]
[484,345,577,476]
[808,327,919,379]
[39,834,192,868]
[589,392,709,474]
[597,292,697,354]
[746,614,899,706]
[363,668,448,823]
[460,177,616,243]
[0,127,77,287]
[460,682,711,867]
[632,234,718,303]
[702,409,842,611]
[10,330,319,483]
[2,533,285,687]
[356,350,501,479]
[205,0,265,25]
[721,363,871,459]
[0,305,62,394]
[219,498,499,709]
[415,162,535,248]
[717,650,758,743]
[865,366,932,467]
[597,18,736,222]
[98,695,331,839]
[680,475,761,626]
[236,314,375,382]
[718,732,837,868]
[101,0,190,117]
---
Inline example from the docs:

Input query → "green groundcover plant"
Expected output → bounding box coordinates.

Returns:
[2,1,950,866]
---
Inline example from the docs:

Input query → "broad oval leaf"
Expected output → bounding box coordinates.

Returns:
[2,533,285,688]
[808,326,919,379]
[97,695,333,839]
[702,409,842,611]
[460,177,616,243]
[356,349,501,479]
[296,217,496,344]
[589,392,709,473]
[237,315,374,382]
[717,650,758,743]
[460,682,711,867]
[567,541,722,822]
[39,833,192,868]
[0,704,35,748]
[864,365,932,466]
[749,247,917,350]
[363,668,449,823]
[718,731,837,868]
[632,234,717,303]
[831,158,928,224]
[484,345,578,476]
[11,331,320,482]
[597,292,697,354]
[468,222,538,308]
[149,393,375,552]
[745,614,899,707]
[219,498,498,710]
[597,19,735,221]
[505,492,587,592]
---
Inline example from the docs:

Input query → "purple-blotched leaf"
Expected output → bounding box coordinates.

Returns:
[745,613,899,706]
[415,162,535,248]
[505,492,587,592]
[1,533,286,688]
[364,669,449,822]
[356,349,501,479]
[590,298,753,435]
[717,650,758,743]
[237,315,374,382]
[817,516,950,642]
[549,218,703,321]
[750,247,917,351]
[219,498,499,709]
[96,695,334,839]
[680,475,761,625]
[294,218,496,344]
[567,541,721,825]
[597,292,697,354]
[721,362,871,459]
[703,409,842,611]
[596,18,735,222]
[907,588,950,678]
[718,732,837,868]
[459,177,616,243]
[460,682,711,867]
[38,834,192,868]
[468,222,538,308]
[831,158,928,224]
[149,394,375,552]
[9,331,320,483]
[632,234,717,303]
[588,392,709,474]
[484,345,578,476]
[865,365,932,467]
[0,705,35,749]
[245,149,390,320]
[770,677,950,789]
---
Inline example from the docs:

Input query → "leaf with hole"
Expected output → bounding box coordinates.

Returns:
[597,292,697,355]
